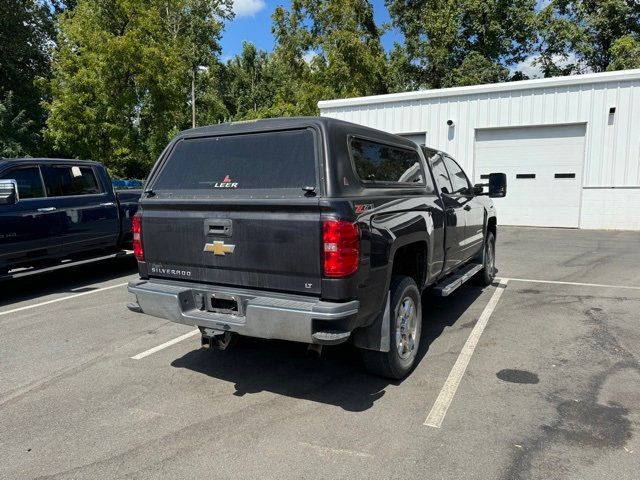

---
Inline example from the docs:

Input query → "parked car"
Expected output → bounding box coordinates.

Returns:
[0,158,140,278]
[127,117,506,379]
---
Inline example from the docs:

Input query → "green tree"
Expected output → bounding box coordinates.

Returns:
[537,0,640,75]
[386,0,461,89]
[450,52,510,86]
[386,43,423,93]
[267,0,388,116]
[44,0,231,177]
[49,0,78,12]
[386,0,537,88]
[608,34,640,70]
[0,0,55,156]
[219,42,284,120]
[0,92,38,157]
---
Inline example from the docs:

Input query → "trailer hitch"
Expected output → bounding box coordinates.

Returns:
[200,329,238,351]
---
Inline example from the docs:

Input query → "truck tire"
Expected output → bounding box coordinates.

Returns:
[361,276,422,380]
[476,231,496,286]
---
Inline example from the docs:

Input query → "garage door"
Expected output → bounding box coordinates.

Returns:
[400,133,426,146]
[474,124,586,228]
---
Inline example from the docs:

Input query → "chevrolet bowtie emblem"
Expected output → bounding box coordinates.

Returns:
[204,241,236,256]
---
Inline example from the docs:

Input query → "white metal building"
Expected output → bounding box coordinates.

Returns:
[318,69,640,230]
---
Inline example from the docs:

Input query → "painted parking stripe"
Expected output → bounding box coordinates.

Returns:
[131,329,199,360]
[424,279,509,428]
[503,277,640,290]
[0,282,128,317]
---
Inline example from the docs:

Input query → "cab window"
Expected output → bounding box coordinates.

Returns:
[0,166,45,199]
[350,138,426,186]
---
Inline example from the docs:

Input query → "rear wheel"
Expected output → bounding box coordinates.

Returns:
[361,276,422,380]
[477,231,496,286]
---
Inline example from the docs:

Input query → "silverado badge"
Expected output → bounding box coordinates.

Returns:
[204,241,236,256]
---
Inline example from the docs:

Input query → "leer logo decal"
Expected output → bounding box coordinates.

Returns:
[213,174,238,188]
[204,241,236,256]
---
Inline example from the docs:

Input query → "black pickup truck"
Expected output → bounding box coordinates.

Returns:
[127,117,506,378]
[0,158,140,278]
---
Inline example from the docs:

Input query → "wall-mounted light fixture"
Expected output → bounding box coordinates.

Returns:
[447,119,455,127]
[608,106,616,125]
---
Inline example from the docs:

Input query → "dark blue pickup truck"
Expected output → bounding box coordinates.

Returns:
[0,158,140,278]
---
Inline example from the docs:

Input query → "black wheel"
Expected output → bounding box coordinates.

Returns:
[361,276,422,380]
[477,231,496,286]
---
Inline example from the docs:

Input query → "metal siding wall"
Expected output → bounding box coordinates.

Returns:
[321,79,640,188]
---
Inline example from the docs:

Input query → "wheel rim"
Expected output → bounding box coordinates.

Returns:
[395,296,418,360]
[486,240,495,277]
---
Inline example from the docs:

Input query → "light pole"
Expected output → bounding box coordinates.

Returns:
[191,68,196,129]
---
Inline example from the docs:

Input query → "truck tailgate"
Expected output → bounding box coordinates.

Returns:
[142,201,322,295]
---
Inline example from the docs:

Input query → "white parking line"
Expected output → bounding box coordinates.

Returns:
[503,277,640,290]
[424,279,509,428]
[131,329,199,360]
[0,282,128,317]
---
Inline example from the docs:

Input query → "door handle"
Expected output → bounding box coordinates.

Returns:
[100,202,116,207]
[205,219,233,237]
[463,205,471,211]
[37,207,57,212]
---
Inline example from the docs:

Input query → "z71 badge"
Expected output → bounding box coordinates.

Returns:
[354,203,375,214]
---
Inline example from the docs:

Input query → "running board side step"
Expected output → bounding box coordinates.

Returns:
[432,263,483,297]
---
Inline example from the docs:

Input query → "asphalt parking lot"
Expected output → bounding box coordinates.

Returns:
[1,227,639,480]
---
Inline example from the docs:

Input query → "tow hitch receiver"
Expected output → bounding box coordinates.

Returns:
[200,328,238,351]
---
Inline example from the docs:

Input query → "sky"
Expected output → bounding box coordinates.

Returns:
[220,0,401,60]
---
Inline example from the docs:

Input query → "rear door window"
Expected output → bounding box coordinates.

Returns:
[152,129,317,197]
[350,138,426,186]
[0,167,45,199]
[43,166,102,197]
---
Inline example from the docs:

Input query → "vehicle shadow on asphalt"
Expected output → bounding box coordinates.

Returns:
[171,285,486,412]
[0,257,137,307]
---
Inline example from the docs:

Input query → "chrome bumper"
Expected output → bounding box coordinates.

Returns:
[127,280,359,344]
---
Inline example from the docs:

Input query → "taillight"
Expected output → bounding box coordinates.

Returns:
[132,213,144,261]
[323,219,359,277]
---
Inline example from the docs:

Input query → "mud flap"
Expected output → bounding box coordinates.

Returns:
[352,293,390,352]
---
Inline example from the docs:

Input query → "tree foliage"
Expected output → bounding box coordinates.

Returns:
[0,92,38,157]
[537,0,640,75]
[44,0,231,177]
[608,34,640,70]
[0,0,55,156]
[267,0,388,115]
[386,0,537,89]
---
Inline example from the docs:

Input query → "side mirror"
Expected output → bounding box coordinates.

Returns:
[489,173,507,198]
[0,179,18,205]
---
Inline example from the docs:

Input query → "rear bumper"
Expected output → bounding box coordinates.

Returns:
[127,279,359,345]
